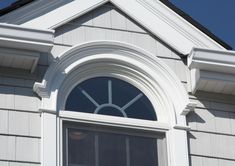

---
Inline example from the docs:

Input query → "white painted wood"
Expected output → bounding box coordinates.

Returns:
[203,158,219,166]
[14,87,39,112]
[189,48,235,94]
[131,33,157,56]
[15,0,226,53]
[60,111,169,131]
[218,159,235,166]
[214,110,231,134]
[50,44,71,59]
[161,58,187,82]
[0,86,14,110]
[0,135,15,160]
[8,111,29,136]
[29,113,41,137]
[0,161,8,166]
[85,26,106,41]
[62,25,86,46]
[41,112,57,166]
[72,10,93,26]
[0,110,8,134]
[110,8,126,30]
[24,0,108,29]
[190,155,203,166]
[195,108,216,132]
[189,131,235,160]
[0,47,40,73]
[0,23,54,53]
[34,41,190,166]
[93,5,111,28]
[126,15,146,33]
[9,162,40,166]
[230,112,235,135]
[16,137,40,162]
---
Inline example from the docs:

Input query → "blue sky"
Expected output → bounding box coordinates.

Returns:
[0,0,17,9]
[0,0,234,50]
[169,0,235,50]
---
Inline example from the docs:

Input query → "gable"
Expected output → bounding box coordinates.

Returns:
[0,0,227,55]
[53,3,188,84]
[54,3,164,56]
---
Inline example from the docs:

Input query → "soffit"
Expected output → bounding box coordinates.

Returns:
[0,23,54,72]
[0,0,227,55]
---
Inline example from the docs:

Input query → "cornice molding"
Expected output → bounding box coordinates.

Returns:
[0,23,54,52]
[0,0,226,54]
[188,48,235,95]
[0,23,54,72]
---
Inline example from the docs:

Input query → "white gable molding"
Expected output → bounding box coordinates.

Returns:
[0,0,226,54]
[34,40,191,166]
[188,48,235,95]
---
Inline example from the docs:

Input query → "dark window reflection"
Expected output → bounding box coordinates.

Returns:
[65,77,157,120]
[65,128,160,166]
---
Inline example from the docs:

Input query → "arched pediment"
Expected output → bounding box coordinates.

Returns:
[34,40,189,126]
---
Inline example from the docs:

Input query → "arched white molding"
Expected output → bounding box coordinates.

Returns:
[34,40,189,125]
[34,41,191,166]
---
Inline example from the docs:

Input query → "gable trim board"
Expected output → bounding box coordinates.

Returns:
[0,0,227,55]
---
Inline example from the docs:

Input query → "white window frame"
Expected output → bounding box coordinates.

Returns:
[34,41,192,166]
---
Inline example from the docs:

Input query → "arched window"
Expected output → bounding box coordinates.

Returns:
[65,77,157,120]
[63,77,166,166]
[34,41,190,166]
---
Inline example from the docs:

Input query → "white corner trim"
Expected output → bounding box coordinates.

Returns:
[188,47,235,94]
[8,0,225,54]
[0,23,54,52]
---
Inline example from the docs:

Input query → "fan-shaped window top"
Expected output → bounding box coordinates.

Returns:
[65,77,157,120]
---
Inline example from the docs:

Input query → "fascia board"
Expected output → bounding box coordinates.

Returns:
[22,0,108,29]
[112,0,226,54]
[188,47,235,74]
[0,23,54,52]
[6,0,225,55]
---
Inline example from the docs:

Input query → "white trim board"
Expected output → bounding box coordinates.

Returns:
[188,48,235,95]
[0,0,227,54]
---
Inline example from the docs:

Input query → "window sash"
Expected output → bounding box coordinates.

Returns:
[60,111,169,133]
[63,121,168,166]
[60,111,169,166]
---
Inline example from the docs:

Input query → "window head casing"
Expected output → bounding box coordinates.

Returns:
[34,41,191,166]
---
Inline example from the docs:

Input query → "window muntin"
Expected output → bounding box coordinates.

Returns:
[65,77,157,120]
[63,122,166,166]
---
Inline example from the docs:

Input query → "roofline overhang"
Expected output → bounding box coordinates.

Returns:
[188,47,235,95]
[0,0,228,55]
[0,23,54,72]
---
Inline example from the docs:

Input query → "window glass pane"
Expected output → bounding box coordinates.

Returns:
[129,136,158,166]
[65,126,162,166]
[65,77,157,120]
[98,132,127,166]
[67,129,95,166]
